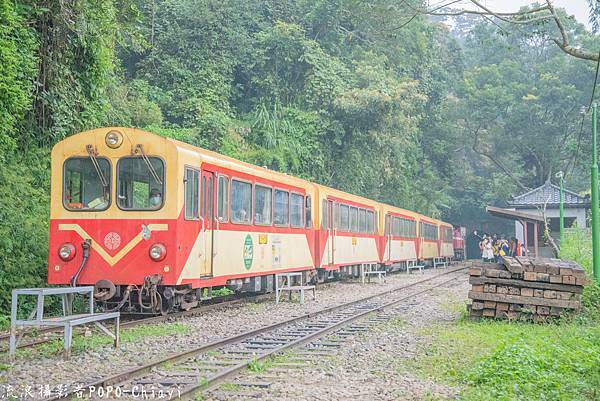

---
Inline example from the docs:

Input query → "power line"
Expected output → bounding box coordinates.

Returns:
[588,50,600,110]
[566,50,600,179]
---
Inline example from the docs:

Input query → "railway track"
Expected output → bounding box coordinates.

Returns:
[46,265,467,401]
[0,292,272,352]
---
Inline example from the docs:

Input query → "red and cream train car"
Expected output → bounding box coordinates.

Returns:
[48,127,455,313]
[316,186,380,280]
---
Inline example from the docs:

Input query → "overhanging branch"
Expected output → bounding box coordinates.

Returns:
[420,0,600,62]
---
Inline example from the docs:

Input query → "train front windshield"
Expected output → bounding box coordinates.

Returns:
[63,157,111,210]
[117,157,165,210]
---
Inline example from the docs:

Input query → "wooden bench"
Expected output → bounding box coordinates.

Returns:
[360,263,386,284]
[275,272,316,305]
[9,286,120,359]
[434,257,448,269]
[406,259,425,274]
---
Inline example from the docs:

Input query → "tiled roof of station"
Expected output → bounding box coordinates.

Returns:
[507,179,590,209]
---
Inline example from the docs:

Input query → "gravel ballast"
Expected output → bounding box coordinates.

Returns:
[208,274,470,401]
[1,267,467,400]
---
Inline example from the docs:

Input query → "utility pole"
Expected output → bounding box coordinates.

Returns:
[556,170,564,256]
[592,104,600,281]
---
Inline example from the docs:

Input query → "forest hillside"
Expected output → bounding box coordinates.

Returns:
[0,0,598,315]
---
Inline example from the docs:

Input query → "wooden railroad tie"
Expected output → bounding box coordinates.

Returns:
[466,256,587,322]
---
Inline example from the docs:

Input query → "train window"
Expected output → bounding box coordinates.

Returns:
[305,196,312,229]
[339,204,349,231]
[217,175,229,222]
[350,207,358,232]
[442,226,453,242]
[359,209,366,233]
[207,176,214,219]
[421,222,438,240]
[366,211,374,233]
[322,199,329,229]
[254,185,272,225]
[117,157,164,210]
[201,176,206,216]
[274,189,289,226]
[184,168,199,219]
[409,219,416,238]
[231,179,252,224]
[290,193,304,228]
[384,214,389,235]
[63,157,111,211]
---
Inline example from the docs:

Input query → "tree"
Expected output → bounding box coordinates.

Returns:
[419,0,600,62]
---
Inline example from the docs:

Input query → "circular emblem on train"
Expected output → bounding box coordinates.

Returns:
[243,234,253,270]
[104,232,121,250]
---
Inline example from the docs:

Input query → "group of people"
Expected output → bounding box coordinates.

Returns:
[476,231,523,263]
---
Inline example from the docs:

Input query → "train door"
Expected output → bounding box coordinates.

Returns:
[200,170,216,276]
[385,214,391,262]
[417,221,422,260]
[327,200,335,266]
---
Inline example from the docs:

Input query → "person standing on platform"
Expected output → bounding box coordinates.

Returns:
[481,234,494,262]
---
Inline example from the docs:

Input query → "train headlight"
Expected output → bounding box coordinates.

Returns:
[105,130,123,149]
[58,243,76,261]
[149,243,166,261]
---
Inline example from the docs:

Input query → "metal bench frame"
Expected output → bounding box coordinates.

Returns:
[406,259,425,274]
[9,287,120,359]
[360,262,387,284]
[275,272,316,305]
[433,256,449,269]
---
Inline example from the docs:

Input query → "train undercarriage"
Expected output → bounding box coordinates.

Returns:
[92,259,449,314]
[93,272,305,314]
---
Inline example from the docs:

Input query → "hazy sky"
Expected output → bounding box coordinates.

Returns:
[444,0,590,29]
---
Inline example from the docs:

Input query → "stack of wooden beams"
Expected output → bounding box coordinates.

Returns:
[467,256,587,321]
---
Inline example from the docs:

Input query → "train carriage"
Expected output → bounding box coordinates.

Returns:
[49,127,317,312]
[380,205,420,268]
[315,185,380,280]
[440,222,455,259]
[48,127,456,313]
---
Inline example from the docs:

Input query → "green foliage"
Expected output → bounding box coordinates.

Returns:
[560,228,600,323]
[205,287,233,297]
[0,0,37,155]
[406,321,600,401]
[32,322,188,357]
[219,383,241,391]
[107,79,163,127]
[0,0,598,320]
[29,0,122,145]
[404,228,600,401]
[0,149,51,315]
[465,334,600,401]
[247,357,272,373]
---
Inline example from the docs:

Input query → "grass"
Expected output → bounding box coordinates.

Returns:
[245,302,267,312]
[405,321,600,400]
[439,295,469,315]
[271,350,298,364]
[204,287,234,298]
[219,383,241,391]
[246,351,298,374]
[32,322,189,357]
[400,228,600,401]
[247,357,273,373]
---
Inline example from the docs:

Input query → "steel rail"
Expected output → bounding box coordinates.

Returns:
[194,273,464,399]
[46,265,467,401]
